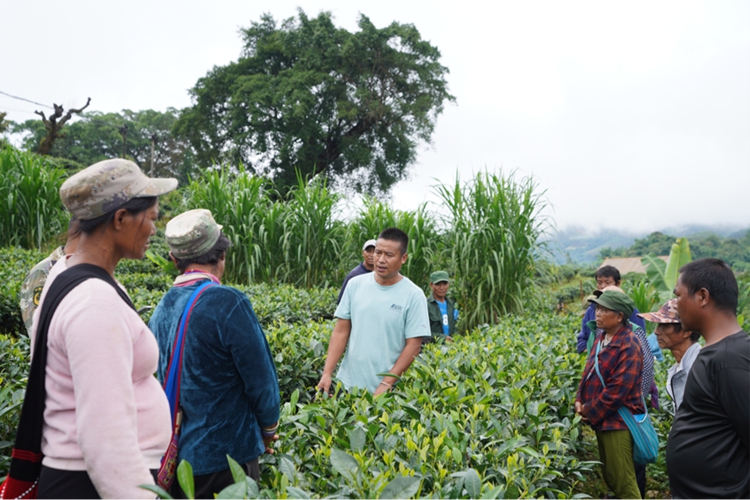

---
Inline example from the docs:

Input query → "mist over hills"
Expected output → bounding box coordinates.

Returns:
[546,223,749,264]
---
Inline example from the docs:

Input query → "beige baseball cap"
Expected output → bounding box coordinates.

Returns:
[166,209,224,260]
[60,159,177,220]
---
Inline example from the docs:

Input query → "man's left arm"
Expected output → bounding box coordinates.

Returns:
[374,337,423,396]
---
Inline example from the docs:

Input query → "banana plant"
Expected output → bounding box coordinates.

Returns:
[641,237,692,301]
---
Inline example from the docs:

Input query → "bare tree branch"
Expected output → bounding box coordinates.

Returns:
[36,97,91,155]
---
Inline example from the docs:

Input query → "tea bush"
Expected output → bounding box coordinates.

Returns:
[0,334,30,473]
[255,313,596,498]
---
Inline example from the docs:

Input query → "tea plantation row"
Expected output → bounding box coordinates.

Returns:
[0,246,675,497]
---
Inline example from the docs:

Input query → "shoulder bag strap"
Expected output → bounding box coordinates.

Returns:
[163,282,216,425]
[7,264,134,485]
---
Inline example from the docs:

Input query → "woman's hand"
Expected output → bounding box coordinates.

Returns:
[262,433,279,454]
[574,401,590,423]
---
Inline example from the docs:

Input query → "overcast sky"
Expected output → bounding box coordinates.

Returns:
[2,0,748,233]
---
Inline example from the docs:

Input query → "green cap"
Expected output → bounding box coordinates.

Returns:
[60,159,177,220]
[588,290,635,318]
[166,209,224,260]
[430,270,450,284]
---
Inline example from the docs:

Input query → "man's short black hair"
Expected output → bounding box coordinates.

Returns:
[595,265,621,283]
[667,322,701,343]
[378,227,409,255]
[679,258,738,314]
[174,233,232,272]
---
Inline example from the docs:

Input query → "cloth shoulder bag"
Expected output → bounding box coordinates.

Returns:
[593,339,659,465]
[0,264,135,499]
[157,281,215,490]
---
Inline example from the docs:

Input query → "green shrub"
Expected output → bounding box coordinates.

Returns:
[0,334,30,472]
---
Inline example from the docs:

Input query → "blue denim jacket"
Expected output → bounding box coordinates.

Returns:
[150,282,280,475]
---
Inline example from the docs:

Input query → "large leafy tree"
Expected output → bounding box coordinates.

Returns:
[176,10,454,195]
[14,108,196,182]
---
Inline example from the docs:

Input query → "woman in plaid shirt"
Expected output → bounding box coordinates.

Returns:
[575,290,645,499]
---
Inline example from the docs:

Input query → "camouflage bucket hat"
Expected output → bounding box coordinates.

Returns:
[166,209,224,260]
[638,299,681,324]
[60,159,177,220]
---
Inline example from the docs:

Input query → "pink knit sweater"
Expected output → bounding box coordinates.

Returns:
[31,257,171,498]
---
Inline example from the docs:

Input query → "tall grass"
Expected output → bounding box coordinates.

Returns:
[280,174,346,288]
[435,171,548,331]
[185,166,276,284]
[185,168,347,287]
[349,198,441,288]
[0,146,68,250]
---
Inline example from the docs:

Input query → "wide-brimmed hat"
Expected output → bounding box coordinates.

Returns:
[166,209,224,260]
[638,299,680,324]
[587,290,635,318]
[60,159,177,220]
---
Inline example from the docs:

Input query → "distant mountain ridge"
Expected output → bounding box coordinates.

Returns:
[546,224,749,264]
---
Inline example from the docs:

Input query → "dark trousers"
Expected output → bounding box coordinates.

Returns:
[171,458,260,499]
[635,463,646,499]
[37,466,158,499]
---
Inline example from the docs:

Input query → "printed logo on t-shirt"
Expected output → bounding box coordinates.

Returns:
[389,304,403,312]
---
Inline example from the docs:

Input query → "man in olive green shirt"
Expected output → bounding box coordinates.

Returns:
[426,270,458,343]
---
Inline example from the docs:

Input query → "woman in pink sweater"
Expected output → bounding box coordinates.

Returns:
[29,159,177,498]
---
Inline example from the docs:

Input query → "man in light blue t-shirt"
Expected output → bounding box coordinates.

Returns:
[317,228,430,395]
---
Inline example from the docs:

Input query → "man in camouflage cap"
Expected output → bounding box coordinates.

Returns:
[638,299,700,410]
[18,218,80,335]
[60,158,177,220]
[148,209,280,498]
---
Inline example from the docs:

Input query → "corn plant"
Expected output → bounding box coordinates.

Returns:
[280,175,346,288]
[625,279,661,316]
[0,146,69,250]
[434,171,548,330]
[184,166,278,284]
[349,198,441,288]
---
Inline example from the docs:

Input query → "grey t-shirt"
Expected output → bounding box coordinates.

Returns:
[666,341,701,410]
[334,273,430,393]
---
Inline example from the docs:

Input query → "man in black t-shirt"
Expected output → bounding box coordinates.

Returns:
[666,258,749,499]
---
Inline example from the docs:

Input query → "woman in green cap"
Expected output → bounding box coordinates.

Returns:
[574,290,645,499]
[13,159,177,499]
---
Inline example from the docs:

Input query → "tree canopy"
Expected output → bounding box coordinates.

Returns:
[175,10,454,195]
[13,108,195,182]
